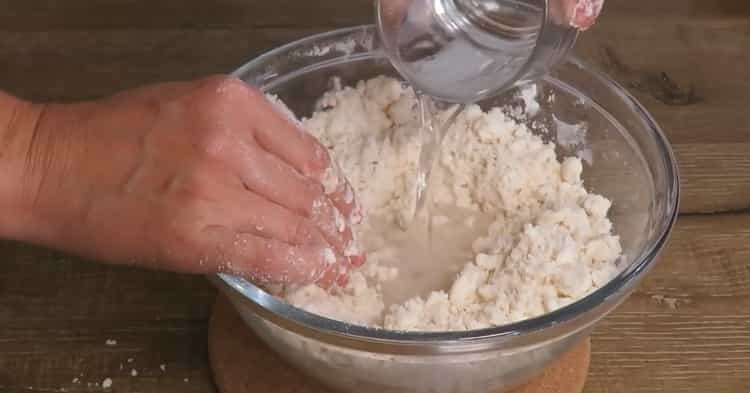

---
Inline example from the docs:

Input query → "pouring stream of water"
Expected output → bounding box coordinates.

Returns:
[399,94,465,234]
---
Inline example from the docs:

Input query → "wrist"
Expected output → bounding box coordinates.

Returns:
[0,92,60,243]
[0,92,34,239]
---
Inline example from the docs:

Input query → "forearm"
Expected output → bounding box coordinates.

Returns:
[0,91,48,241]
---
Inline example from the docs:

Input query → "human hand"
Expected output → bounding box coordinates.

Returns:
[377,0,604,31]
[553,0,605,31]
[5,76,365,287]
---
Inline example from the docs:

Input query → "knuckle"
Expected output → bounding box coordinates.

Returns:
[193,77,248,115]
[200,75,249,97]
[306,141,331,176]
[185,78,258,158]
[194,126,230,158]
[290,217,320,246]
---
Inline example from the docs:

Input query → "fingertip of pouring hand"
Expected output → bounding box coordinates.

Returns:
[569,0,604,31]
[348,254,367,268]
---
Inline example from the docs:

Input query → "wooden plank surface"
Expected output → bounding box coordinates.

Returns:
[0,0,749,392]
[3,214,749,392]
[588,214,750,393]
[576,12,750,214]
[1,0,748,31]
[1,0,372,31]
[2,5,748,213]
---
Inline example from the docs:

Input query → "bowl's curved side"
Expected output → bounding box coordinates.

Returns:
[210,24,680,393]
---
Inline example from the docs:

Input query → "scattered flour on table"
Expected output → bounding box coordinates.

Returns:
[267,76,622,331]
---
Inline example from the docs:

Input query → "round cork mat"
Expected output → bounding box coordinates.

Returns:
[209,296,590,393]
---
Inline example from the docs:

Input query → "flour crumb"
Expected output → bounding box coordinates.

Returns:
[102,378,112,389]
[130,369,138,377]
[651,294,687,310]
[127,358,133,363]
[518,84,540,116]
[71,378,79,384]
[554,114,587,150]
[105,339,117,346]
[321,164,342,194]
[160,364,167,372]
[274,76,622,331]
[322,248,336,265]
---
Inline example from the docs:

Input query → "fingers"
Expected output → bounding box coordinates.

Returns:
[198,225,347,285]
[228,184,359,261]
[550,0,604,31]
[571,0,604,30]
[221,184,363,282]
[378,0,412,34]
[165,76,367,286]
[196,77,360,223]
[158,172,354,287]
[217,140,365,264]
[317,263,351,288]
[247,93,361,222]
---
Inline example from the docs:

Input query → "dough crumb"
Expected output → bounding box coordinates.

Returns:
[273,76,622,332]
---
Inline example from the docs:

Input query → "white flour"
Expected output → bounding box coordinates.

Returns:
[269,76,622,331]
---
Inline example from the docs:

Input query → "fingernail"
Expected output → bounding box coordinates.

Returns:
[336,273,349,287]
[316,269,336,289]
[570,0,604,31]
[348,255,367,267]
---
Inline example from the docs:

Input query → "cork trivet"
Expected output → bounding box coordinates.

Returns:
[209,296,590,393]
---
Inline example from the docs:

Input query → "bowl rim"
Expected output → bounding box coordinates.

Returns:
[219,25,680,347]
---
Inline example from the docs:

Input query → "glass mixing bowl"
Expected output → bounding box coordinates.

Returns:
[211,25,679,393]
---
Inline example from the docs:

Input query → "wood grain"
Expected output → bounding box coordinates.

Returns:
[0,28,327,101]
[0,0,749,392]
[1,12,749,213]
[587,213,750,393]
[0,242,217,392]
[1,0,372,31]
[3,214,749,392]
[1,0,747,31]
[575,14,750,214]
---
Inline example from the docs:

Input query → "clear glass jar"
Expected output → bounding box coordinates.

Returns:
[376,0,579,103]
[219,26,679,393]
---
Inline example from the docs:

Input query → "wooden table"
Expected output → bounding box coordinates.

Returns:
[1,1,749,392]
